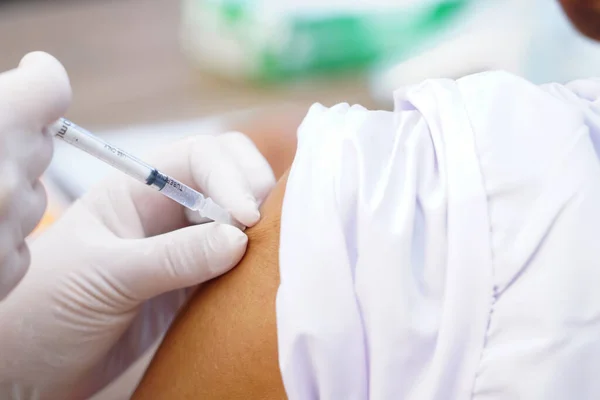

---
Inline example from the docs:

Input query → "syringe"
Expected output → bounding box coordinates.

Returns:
[47,118,241,228]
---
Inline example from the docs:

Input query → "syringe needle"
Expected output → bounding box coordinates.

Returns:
[47,118,243,229]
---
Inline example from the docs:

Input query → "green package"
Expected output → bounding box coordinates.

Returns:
[181,0,470,82]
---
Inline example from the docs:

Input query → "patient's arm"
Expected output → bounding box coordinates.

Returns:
[132,171,288,399]
[90,104,304,400]
[227,103,305,179]
[130,102,304,399]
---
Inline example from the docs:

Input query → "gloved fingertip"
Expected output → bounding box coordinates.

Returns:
[217,223,248,246]
[226,195,261,228]
[19,52,69,83]
[19,51,53,68]
[242,197,261,226]
[208,223,248,275]
[255,175,277,205]
[17,51,72,123]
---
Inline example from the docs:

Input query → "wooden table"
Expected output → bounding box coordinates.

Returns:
[0,0,376,130]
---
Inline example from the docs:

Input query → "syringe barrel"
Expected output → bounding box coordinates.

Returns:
[48,117,241,227]
[153,172,203,210]
[50,118,153,183]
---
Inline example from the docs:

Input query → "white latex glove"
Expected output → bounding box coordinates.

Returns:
[0,52,71,300]
[0,131,276,399]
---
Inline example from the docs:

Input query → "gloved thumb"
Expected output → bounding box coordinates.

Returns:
[0,52,71,129]
[116,223,248,301]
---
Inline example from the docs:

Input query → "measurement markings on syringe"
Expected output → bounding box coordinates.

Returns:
[50,118,231,221]
[56,119,72,137]
[104,144,128,158]
[166,177,184,192]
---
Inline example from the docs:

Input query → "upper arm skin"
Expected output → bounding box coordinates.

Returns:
[132,173,288,399]
[227,104,305,179]
[132,175,290,399]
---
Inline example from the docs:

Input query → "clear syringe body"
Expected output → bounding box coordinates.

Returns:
[47,118,237,226]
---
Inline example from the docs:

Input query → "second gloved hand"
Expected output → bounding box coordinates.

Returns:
[0,52,71,300]
[0,131,275,399]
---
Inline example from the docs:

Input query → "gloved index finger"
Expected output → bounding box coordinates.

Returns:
[216,131,276,205]
[0,52,72,131]
[186,135,262,227]
[110,134,263,237]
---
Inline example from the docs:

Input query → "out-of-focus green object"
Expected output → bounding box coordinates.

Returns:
[180,0,470,82]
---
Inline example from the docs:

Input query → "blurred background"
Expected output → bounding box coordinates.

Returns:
[0,0,598,229]
[1,0,599,397]
[1,0,600,254]
[2,0,600,236]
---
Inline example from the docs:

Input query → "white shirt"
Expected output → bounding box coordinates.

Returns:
[277,71,600,399]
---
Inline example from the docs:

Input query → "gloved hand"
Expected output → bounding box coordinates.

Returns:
[0,52,71,300]
[0,131,276,399]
